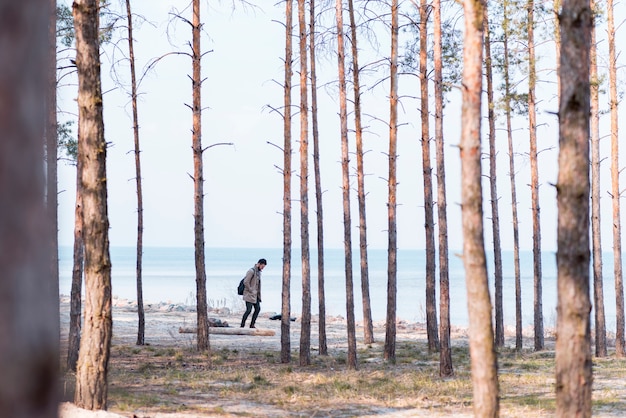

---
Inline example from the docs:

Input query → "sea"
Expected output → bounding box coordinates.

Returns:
[59,246,621,330]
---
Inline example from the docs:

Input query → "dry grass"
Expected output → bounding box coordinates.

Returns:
[61,341,626,417]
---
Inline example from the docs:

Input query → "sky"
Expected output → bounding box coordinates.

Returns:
[56,0,626,254]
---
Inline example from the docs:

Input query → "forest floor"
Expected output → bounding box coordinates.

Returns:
[58,297,626,417]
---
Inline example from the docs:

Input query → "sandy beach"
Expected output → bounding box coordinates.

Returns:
[58,296,626,418]
[58,296,479,417]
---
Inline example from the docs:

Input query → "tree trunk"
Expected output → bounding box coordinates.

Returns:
[483,4,504,348]
[0,2,59,415]
[73,0,113,409]
[433,0,453,376]
[419,0,439,353]
[607,0,625,358]
[501,0,523,351]
[528,0,544,351]
[384,0,399,364]
[190,0,210,352]
[589,0,606,358]
[348,0,374,346]
[297,0,311,367]
[281,0,294,365]
[555,1,593,415]
[67,157,84,371]
[336,0,358,370]
[47,0,60,322]
[460,0,499,415]
[125,0,145,347]
[310,0,327,356]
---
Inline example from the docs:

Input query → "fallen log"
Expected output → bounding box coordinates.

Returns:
[179,327,275,336]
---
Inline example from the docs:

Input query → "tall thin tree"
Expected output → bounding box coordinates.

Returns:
[608,0,625,358]
[336,0,358,370]
[555,0,593,414]
[460,0,499,414]
[589,0,606,358]
[281,0,294,364]
[528,0,544,351]
[433,0,453,376]
[483,3,504,348]
[298,0,312,367]
[190,0,210,352]
[500,0,523,350]
[125,0,145,347]
[384,0,399,364]
[73,0,113,409]
[0,1,59,415]
[348,0,375,345]
[310,0,328,356]
[419,0,439,353]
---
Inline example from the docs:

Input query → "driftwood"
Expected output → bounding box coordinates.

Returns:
[178,327,275,336]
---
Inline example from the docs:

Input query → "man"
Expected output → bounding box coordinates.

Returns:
[240,258,267,328]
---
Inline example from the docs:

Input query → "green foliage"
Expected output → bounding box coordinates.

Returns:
[400,10,463,99]
[57,4,74,48]
[57,120,77,163]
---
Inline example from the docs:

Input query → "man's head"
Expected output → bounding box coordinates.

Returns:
[257,258,267,270]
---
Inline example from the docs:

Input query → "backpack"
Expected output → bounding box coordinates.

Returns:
[237,278,245,295]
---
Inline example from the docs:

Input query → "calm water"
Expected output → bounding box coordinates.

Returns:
[59,246,620,329]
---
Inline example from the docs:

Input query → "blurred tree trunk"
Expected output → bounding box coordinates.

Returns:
[281,0,294,365]
[433,0,453,376]
[310,0,327,356]
[460,0,499,415]
[384,0,399,364]
[190,0,210,352]
[483,5,504,348]
[608,0,625,358]
[73,0,113,409]
[348,0,374,346]
[0,1,59,415]
[501,0,523,351]
[589,0,606,358]
[297,0,312,367]
[125,0,145,347]
[419,0,439,353]
[336,0,358,370]
[528,0,544,351]
[555,0,593,414]
[47,0,60,312]
[67,156,84,371]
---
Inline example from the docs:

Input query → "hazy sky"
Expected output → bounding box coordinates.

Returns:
[57,0,625,253]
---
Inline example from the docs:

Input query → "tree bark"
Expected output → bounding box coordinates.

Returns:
[297,0,312,367]
[125,0,145,347]
[555,1,593,415]
[310,0,327,356]
[73,0,113,409]
[460,0,499,414]
[589,0,606,358]
[433,0,453,377]
[419,0,439,353]
[0,2,59,416]
[384,0,399,364]
[281,0,294,365]
[67,157,84,371]
[348,0,374,346]
[336,0,358,370]
[607,0,625,358]
[528,0,544,351]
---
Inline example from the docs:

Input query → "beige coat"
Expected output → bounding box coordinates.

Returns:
[242,266,261,304]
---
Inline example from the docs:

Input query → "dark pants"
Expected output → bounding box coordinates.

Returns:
[241,301,260,327]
